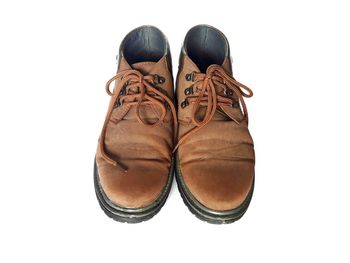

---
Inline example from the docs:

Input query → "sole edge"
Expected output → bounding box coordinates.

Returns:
[94,159,174,223]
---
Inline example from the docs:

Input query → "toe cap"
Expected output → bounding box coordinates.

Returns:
[97,160,169,209]
[181,160,254,211]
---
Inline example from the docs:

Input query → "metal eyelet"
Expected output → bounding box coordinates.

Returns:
[185,72,195,81]
[114,99,122,108]
[232,101,240,108]
[184,87,193,95]
[181,99,189,109]
[119,87,126,96]
[225,88,233,96]
[154,74,165,84]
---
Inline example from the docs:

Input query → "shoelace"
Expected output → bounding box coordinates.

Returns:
[99,69,178,172]
[173,64,253,152]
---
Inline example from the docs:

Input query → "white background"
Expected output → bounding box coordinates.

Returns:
[0,0,349,262]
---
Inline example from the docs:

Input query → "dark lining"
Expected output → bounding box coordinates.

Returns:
[122,26,166,64]
[184,26,227,72]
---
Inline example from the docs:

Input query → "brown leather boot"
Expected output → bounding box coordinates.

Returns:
[94,26,177,223]
[174,25,255,224]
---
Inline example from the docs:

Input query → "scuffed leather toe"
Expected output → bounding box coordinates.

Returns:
[97,160,169,209]
[181,160,254,211]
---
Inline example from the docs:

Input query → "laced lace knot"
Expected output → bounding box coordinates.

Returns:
[99,69,177,172]
[174,64,253,152]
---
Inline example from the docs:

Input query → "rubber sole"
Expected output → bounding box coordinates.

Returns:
[175,153,254,224]
[94,159,174,223]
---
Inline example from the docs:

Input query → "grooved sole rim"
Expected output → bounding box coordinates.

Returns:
[94,159,174,223]
[175,153,254,224]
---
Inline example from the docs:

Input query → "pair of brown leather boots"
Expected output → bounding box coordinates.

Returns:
[94,25,255,224]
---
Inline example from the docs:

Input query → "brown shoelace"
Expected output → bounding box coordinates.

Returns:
[174,64,253,152]
[99,69,178,172]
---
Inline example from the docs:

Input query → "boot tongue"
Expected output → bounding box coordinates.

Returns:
[118,57,168,121]
[118,56,164,74]
[197,57,241,122]
[131,61,157,75]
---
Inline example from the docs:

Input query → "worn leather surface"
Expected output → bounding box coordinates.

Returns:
[96,53,175,209]
[176,51,255,211]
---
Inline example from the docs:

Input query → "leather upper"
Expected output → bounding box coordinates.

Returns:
[96,49,175,208]
[176,51,255,211]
